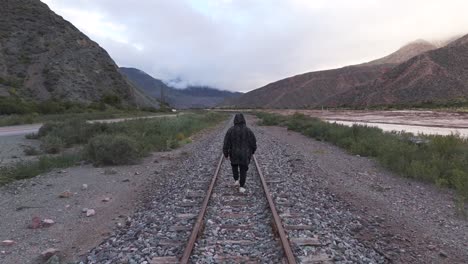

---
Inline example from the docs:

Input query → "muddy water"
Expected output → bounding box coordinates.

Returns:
[326,120,468,137]
[267,109,468,138]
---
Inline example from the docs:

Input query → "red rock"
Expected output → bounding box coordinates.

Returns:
[59,191,73,198]
[29,216,42,229]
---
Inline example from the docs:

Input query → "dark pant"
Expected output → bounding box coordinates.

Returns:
[231,164,248,187]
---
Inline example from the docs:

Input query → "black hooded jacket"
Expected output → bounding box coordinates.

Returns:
[223,114,257,165]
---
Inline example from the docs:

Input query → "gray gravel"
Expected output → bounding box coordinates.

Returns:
[189,160,283,263]
[82,118,232,263]
[253,126,386,263]
[81,115,390,263]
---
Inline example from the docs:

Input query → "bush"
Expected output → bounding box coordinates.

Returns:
[85,134,141,165]
[38,119,109,146]
[41,135,65,154]
[101,94,122,107]
[256,112,468,200]
[0,154,80,185]
[25,132,39,139]
[23,146,40,156]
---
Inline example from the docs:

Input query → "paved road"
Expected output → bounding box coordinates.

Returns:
[0,114,178,137]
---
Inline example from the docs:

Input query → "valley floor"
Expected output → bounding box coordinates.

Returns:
[0,115,466,263]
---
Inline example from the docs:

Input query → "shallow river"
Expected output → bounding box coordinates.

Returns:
[326,120,468,138]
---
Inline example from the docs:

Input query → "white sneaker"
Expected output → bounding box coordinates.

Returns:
[239,187,246,193]
[234,180,239,186]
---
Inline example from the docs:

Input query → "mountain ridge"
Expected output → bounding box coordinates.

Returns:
[222,35,467,108]
[120,67,242,109]
[0,0,158,107]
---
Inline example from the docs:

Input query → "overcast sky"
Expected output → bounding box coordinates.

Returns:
[41,0,468,92]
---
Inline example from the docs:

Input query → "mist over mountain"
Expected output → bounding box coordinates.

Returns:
[120,67,241,109]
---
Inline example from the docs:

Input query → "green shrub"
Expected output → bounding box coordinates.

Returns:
[25,132,39,139]
[23,146,40,156]
[101,94,122,107]
[85,134,141,165]
[41,134,65,154]
[257,112,468,200]
[0,154,80,185]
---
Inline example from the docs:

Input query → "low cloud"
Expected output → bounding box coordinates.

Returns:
[42,0,468,92]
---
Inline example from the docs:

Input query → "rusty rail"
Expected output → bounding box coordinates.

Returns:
[179,152,296,263]
[253,154,297,264]
[179,153,224,264]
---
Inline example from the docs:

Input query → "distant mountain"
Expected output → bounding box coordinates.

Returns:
[0,0,158,107]
[120,67,242,109]
[222,36,466,108]
[180,86,242,98]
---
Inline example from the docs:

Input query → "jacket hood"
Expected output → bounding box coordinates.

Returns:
[234,113,246,125]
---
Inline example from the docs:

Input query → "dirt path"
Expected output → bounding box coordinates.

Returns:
[253,119,468,263]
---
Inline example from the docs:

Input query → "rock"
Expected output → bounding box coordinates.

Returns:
[102,197,111,202]
[59,191,73,198]
[439,250,448,258]
[122,179,130,182]
[427,245,436,250]
[1,240,15,246]
[41,248,60,260]
[134,172,141,175]
[82,208,89,213]
[45,255,60,264]
[42,219,55,227]
[29,216,42,229]
[86,209,96,217]
[104,168,118,175]
[81,184,88,190]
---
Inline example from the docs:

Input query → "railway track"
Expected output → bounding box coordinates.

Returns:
[151,150,328,263]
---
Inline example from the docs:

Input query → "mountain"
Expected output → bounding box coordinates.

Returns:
[327,34,468,107]
[120,67,242,109]
[364,40,437,66]
[221,64,388,109]
[222,37,464,109]
[0,0,158,107]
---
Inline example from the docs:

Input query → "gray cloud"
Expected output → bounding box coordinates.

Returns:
[42,0,468,92]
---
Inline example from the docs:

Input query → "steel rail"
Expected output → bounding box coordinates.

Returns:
[253,154,297,264]
[179,153,224,264]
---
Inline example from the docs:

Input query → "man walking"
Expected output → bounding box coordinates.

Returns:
[223,113,257,193]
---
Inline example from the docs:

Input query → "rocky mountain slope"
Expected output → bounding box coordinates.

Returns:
[120,67,242,109]
[328,34,468,107]
[0,0,158,107]
[223,36,465,108]
[364,40,437,66]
